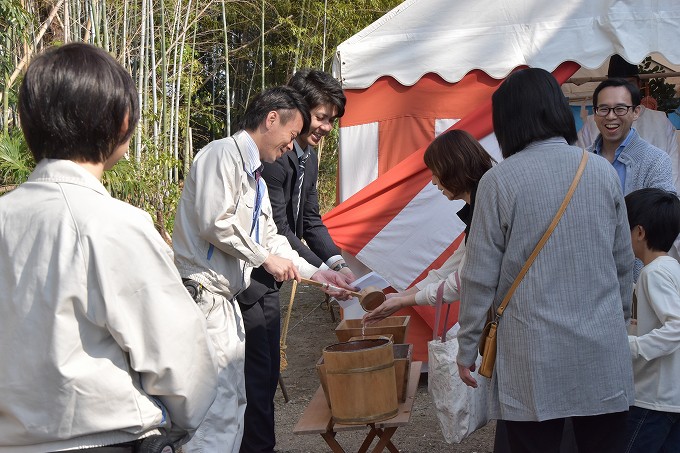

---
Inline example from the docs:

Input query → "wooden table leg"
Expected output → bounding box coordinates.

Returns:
[357,424,379,453]
[320,431,347,453]
[370,426,399,453]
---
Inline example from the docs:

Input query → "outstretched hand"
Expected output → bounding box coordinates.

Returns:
[362,298,403,325]
[363,292,415,325]
[310,269,356,300]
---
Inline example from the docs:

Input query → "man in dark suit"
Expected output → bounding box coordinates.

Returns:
[238,69,355,453]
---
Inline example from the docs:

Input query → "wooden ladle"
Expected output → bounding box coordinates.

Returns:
[299,278,386,311]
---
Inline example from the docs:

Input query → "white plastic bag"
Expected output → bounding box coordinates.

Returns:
[427,278,489,444]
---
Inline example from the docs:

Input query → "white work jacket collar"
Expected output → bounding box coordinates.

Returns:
[28,159,110,197]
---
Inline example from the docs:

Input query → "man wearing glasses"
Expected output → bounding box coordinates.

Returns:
[588,77,675,196]
[577,55,679,192]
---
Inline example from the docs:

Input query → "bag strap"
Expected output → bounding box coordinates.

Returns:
[442,272,463,342]
[433,281,446,341]
[493,150,589,320]
[433,271,461,342]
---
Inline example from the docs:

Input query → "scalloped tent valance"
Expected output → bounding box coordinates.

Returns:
[333,0,680,89]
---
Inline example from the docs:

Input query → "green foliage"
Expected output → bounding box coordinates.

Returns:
[0,0,32,73]
[0,0,30,28]
[103,152,183,237]
[639,57,680,114]
[317,126,340,214]
[0,0,404,228]
[190,0,403,150]
[0,0,31,39]
[0,131,34,192]
[0,130,180,235]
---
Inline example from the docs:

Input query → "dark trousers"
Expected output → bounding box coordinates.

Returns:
[239,288,281,453]
[624,406,680,453]
[502,411,628,453]
[495,419,579,453]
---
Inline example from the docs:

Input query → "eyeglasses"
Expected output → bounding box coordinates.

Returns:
[594,105,634,117]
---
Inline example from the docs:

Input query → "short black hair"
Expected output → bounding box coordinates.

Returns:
[625,188,680,252]
[492,68,577,158]
[19,43,139,163]
[239,86,311,135]
[592,78,641,108]
[288,69,346,118]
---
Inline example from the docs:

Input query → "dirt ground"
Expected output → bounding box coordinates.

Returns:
[273,282,496,453]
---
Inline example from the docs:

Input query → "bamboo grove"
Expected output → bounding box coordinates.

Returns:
[0,0,401,237]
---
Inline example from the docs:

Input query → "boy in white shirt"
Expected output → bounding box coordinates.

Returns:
[624,188,680,452]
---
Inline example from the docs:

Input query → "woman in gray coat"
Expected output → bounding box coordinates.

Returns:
[456,68,634,453]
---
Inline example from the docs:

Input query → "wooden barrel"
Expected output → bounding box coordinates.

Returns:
[322,338,398,424]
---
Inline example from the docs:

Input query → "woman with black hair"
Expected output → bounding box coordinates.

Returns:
[456,68,635,453]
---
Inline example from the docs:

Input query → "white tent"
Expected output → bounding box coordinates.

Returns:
[332,0,680,200]
[325,0,680,362]
[335,0,680,89]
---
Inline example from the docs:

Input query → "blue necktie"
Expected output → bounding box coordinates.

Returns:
[251,168,263,243]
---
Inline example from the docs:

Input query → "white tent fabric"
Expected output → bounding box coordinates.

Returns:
[326,0,680,361]
[334,0,680,89]
[332,0,680,207]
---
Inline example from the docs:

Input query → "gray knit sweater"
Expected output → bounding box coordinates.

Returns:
[587,128,676,196]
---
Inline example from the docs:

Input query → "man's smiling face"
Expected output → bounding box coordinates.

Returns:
[297,103,338,148]
[260,110,303,163]
[594,85,640,149]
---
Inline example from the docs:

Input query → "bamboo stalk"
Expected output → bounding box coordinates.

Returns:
[183,0,199,175]
[101,0,109,51]
[321,0,327,69]
[133,0,148,161]
[3,35,10,134]
[122,0,128,68]
[261,0,264,90]
[172,0,194,182]
[159,0,168,157]
[221,0,231,136]
[1,0,65,104]
[292,0,307,74]
[168,0,181,174]
[63,0,70,43]
[75,0,82,40]
[148,0,159,151]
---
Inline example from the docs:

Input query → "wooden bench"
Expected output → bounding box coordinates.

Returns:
[293,361,422,453]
